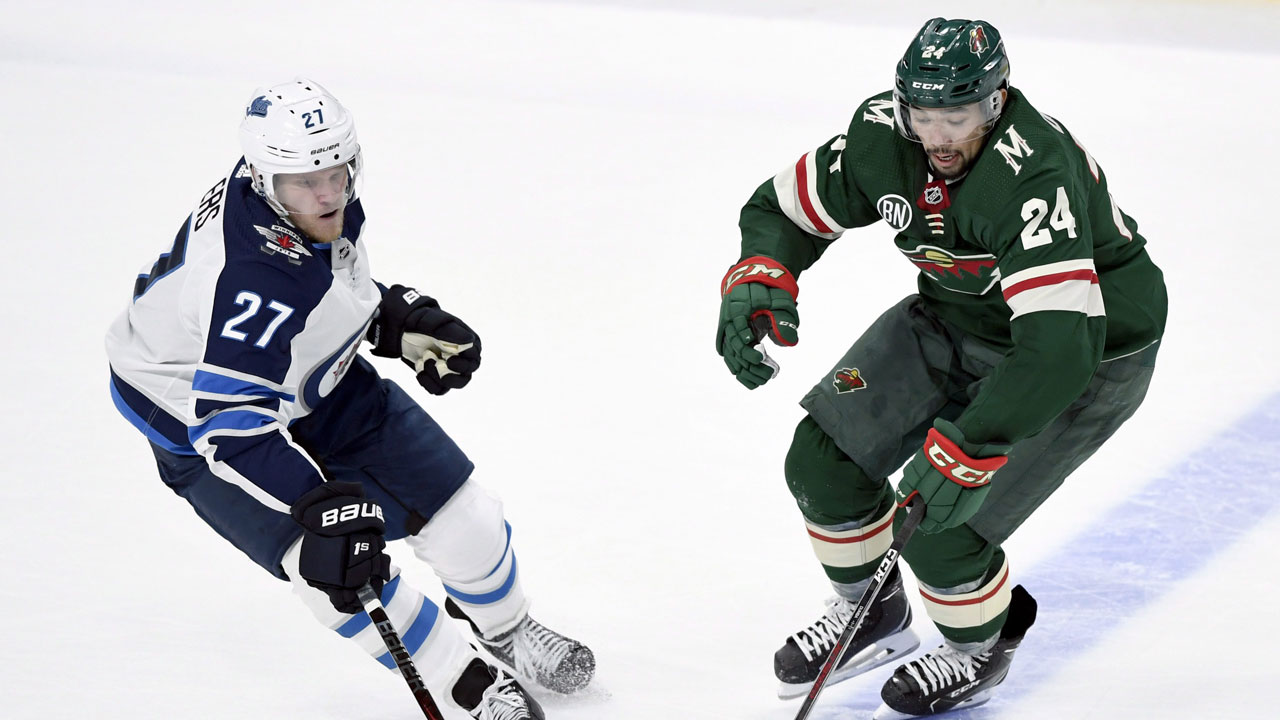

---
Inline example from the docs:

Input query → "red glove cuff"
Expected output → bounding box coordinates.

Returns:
[922,427,1009,488]
[721,256,799,300]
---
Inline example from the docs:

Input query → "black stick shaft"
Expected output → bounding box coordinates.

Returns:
[792,498,926,720]
[358,584,447,720]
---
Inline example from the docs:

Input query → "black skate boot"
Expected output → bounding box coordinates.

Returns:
[452,657,545,720]
[447,597,596,694]
[774,565,920,699]
[873,584,1038,719]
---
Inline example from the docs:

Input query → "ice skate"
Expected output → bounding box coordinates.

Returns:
[873,584,1037,719]
[447,597,596,694]
[775,565,920,699]
[452,658,545,720]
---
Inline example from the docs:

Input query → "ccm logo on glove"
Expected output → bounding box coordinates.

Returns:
[923,427,1008,487]
[721,257,800,297]
[321,502,385,528]
[723,261,786,293]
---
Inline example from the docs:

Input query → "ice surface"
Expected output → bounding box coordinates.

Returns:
[1,1,1277,718]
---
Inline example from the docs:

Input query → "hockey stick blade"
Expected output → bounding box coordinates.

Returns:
[358,583,447,720]
[791,496,926,720]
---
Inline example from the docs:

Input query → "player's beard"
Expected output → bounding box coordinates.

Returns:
[924,145,972,180]
[291,207,345,244]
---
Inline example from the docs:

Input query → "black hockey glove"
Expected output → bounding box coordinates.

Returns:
[368,284,482,395]
[290,481,391,614]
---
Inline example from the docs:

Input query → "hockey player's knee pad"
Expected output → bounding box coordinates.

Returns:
[404,479,530,636]
[785,415,891,525]
[405,480,508,581]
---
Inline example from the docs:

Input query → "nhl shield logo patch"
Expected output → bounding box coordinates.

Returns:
[833,367,867,394]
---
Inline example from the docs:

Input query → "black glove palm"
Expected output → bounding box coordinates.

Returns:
[368,284,482,395]
[291,481,391,614]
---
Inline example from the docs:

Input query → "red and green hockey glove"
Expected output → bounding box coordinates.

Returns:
[897,419,1011,534]
[716,256,799,389]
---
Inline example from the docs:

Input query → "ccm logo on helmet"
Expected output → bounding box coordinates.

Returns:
[320,502,384,527]
[912,82,945,90]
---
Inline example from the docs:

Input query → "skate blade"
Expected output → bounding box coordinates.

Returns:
[870,688,994,719]
[777,626,922,700]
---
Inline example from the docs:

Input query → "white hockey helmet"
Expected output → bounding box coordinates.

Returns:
[238,77,363,218]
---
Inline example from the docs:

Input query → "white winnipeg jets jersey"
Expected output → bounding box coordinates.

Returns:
[105,159,382,513]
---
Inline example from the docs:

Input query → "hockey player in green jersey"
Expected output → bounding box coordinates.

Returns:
[716,18,1166,719]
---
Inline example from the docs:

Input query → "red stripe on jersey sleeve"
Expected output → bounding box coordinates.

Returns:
[1002,269,1098,302]
[794,153,834,235]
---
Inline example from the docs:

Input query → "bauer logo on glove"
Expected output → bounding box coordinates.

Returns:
[368,284,482,395]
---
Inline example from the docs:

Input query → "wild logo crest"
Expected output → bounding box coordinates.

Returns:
[969,26,989,55]
[898,244,1000,295]
[833,367,867,394]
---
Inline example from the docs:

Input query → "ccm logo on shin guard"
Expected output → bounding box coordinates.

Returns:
[321,502,385,527]
[924,428,1008,488]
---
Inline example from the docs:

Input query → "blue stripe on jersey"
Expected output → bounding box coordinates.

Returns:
[335,575,402,638]
[109,371,197,454]
[188,408,276,444]
[192,369,296,402]
[375,600,439,669]
[444,555,519,606]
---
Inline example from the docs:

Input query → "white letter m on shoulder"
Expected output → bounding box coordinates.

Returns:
[994,125,1034,175]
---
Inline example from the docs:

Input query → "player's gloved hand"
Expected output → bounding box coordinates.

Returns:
[897,419,1011,534]
[368,284,482,395]
[716,256,799,389]
[290,481,391,614]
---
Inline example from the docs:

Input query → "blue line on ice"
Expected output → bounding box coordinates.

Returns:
[949,395,1280,718]
[811,395,1280,718]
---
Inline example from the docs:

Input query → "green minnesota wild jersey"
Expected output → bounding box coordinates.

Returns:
[738,87,1167,445]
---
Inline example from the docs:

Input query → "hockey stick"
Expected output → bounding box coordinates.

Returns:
[357,583,446,720]
[791,495,926,720]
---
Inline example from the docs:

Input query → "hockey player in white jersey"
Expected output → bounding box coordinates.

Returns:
[105,78,594,719]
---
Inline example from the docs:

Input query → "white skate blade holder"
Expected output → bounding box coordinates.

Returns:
[402,332,471,377]
[777,625,921,700]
